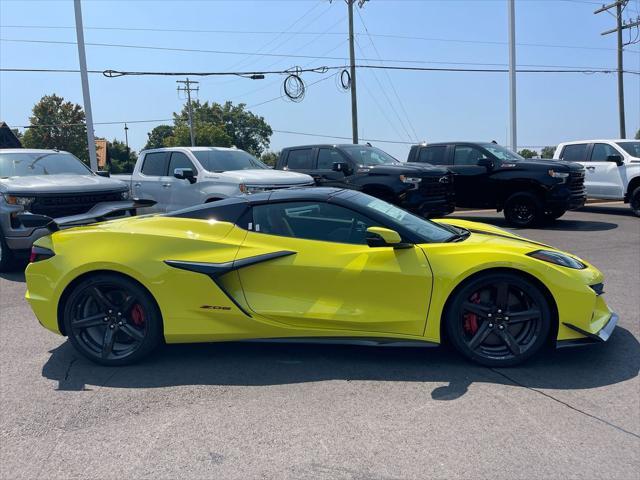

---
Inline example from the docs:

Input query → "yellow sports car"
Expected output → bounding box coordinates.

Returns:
[24,188,617,367]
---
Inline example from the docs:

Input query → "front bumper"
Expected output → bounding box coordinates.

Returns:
[557,312,619,348]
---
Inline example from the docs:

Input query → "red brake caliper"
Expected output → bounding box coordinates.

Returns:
[463,293,480,335]
[131,304,145,327]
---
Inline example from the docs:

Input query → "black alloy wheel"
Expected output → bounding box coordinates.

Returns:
[62,273,162,366]
[445,272,551,367]
[631,186,640,218]
[504,192,543,228]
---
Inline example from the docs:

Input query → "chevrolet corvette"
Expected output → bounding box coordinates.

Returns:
[24,188,617,367]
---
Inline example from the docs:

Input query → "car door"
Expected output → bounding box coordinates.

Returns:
[314,147,350,187]
[235,200,433,337]
[166,151,204,211]
[449,144,492,207]
[586,143,626,198]
[281,147,316,179]
[136,151,170,213]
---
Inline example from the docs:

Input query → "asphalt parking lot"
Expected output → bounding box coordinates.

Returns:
[0,203,638,480]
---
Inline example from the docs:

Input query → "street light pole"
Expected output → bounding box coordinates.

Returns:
[73,0,98,171]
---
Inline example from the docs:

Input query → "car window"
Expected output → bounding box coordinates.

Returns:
[340,145,400,166]
[453,146,488,166]
[168,152,196,175]
[252,201,377,245]
[317,148,342,169]
[560,144,588,162]
[0,151,92,177]
[192,149,267,172]
[285,149,314,170]
[418,146,448,165]
[590,143,621,161]
[616,141,640,157]
[141,152,170,176]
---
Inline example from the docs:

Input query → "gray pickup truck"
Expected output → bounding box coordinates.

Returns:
[0,149,141,271]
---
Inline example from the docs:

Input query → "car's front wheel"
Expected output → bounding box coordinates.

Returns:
[630,186,640,217]
[445,272,552,367]
[62,273,163,366]
[503,192,543,227]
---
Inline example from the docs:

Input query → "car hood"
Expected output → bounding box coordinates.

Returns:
[368,163,450,176]
[0,174,128,195]
[436,218,553,249]
[208,169,314,185]
[507,159,584,173]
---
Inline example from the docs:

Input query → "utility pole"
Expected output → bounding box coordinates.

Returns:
[176,78,199,146]
[73,0,97,171]
[345,0,368,144]
[124,123,129,157]
[594,1,639,139]
[508,0,517,152]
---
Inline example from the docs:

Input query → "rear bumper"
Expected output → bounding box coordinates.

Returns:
[557,312,618,348]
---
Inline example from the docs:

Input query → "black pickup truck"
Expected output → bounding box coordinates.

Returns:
[407,142,586,227]
[276,144,455,217]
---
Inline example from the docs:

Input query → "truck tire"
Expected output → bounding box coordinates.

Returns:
[631,186,640,218]
[504,192,543,228]
[0,232,16,272]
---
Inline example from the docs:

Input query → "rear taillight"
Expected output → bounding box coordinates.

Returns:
[29,246,55,263]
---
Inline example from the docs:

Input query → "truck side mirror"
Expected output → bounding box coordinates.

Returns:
[606,155,623,166]
[332,161,350,174]
[174,168,196,184]
[477,157,494,169]
[96,170,110,178]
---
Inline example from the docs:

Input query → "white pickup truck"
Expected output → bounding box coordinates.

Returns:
[554,139,640,216]
[114,146,314,213]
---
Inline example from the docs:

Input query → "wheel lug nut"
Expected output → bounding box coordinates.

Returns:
[109,325,115,329]
[103,317,108,321]
[488,313,492,318]
[499,325,504,330]
[118,322,123,326]
[505,316,509,321]
[498,309,502,313]
[489,323,494,328]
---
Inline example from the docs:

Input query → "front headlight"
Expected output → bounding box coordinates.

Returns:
[3,194,36,208]
[400,175,422,184]
[548,169,569,183]
[239,184,268,194]
[527,249,586,269]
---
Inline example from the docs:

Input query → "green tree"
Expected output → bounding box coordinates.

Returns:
[260,150,279,167]
[518,148,539,159]
[144,125,174,150]
[107,139,137,174]
[163,124,232,148]
[540,146,556,159]
[22,94,88,160]
[635,129,639,140]
[172,100,273,156]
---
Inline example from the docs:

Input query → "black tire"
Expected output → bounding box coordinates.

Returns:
[445,272,552,367]
[62,273,163,366]
[631,186,640,218]
[504,192,543,227]
[544,207,566,221]
[0,232,17,272]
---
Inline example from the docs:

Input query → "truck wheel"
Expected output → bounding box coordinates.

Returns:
[631,186,640,217]
[0,232,17,272]
[504,192,543,228]
[544,207,566,221]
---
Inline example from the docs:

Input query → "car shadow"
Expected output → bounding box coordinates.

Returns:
[0,271,26,282]
[42,327,639,401]
[578,205,635,217]
[449,215,619,232]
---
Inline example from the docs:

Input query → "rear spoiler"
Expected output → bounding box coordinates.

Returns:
[17,199,156,232]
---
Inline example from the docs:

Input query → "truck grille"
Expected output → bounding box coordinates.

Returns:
[568,170,586,198]
[419,174,455,200]
[30,191,124,218]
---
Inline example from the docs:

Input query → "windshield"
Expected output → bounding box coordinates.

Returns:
[616,141,640,158]
[0,151,92,178]
[192,149,268,172]
[340,145,400,167]
[480,143,524,162]
[350,192,456,243]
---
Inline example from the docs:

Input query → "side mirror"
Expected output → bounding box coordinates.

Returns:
[96,170,110,178]
[365,227,411,248]
[606,155,624,166]
[174,168,196,184]
[477,157,494,169]
[332,161,350,174]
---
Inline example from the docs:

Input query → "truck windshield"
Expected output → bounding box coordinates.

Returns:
[192,149,268,172]
[349,192,458,243]
[340,145,401,167]
[0,151,92,178]
[480,144,524,162]
[616,142,640,158]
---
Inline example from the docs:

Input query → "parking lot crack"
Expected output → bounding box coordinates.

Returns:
[63,357,77,381]
[490,368,640,440]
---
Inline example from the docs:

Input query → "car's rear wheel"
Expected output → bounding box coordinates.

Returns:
[631,186,640,217]
[0,232,16,272]
[62,273,163,366]
[504,192,543,227]
[445,272,552,367]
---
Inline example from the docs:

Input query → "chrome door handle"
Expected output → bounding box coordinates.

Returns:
[133,182,141,187]
[586,166,595,171]
[162,183,172,188]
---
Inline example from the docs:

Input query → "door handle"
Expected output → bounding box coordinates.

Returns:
[162,183,172,188]
[133,182,141,187]
[586,166,595,171]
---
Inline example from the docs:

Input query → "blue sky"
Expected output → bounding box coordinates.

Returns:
[1,0,639,160]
